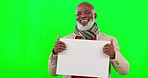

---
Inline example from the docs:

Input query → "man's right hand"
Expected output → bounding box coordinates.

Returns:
[53,36,66,55]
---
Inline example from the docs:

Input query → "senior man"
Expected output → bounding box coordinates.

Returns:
[48,2,129,78]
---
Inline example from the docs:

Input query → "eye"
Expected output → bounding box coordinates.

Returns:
[76,13,81,16]
[85,11,91,14]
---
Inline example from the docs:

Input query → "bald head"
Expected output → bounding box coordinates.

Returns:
[77,2,94,11]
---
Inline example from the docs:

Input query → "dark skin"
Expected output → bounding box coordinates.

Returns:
[76,2,96,25]
[53,2,115,59]
[53,36,66,54]
[103,39,116,59]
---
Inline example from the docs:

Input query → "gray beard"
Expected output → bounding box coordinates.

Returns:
[76,19,95,31]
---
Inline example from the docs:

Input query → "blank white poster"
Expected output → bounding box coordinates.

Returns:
[57,39,110,78]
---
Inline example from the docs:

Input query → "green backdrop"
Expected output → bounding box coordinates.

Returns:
[0,0,148,78]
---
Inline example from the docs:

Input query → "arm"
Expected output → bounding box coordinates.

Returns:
[110,38,130,75]
[48,36,66,76]
[48,52,58,76]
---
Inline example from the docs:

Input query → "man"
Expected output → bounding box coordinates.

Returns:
[48,2,129,78]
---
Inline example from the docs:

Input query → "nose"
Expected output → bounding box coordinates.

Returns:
[80,13,87,19]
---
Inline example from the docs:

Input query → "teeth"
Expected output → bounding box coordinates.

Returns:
[81,20,88,22]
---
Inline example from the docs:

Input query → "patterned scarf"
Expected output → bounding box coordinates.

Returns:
[74,23,100,40]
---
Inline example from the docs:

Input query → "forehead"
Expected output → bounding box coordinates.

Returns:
[76,3,94,12]
[77,7,92,11]
[77,6,92,12]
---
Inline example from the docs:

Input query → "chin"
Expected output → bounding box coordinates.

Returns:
[77,19,94,31]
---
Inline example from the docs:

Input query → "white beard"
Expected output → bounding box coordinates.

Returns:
[76,19,94,31]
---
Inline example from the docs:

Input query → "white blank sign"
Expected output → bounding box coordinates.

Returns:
[57,39,110,78]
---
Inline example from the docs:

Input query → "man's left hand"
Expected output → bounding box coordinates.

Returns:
[103,39,115,59]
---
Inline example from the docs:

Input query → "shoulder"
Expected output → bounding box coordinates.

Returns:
[97,32,119,47]
[97,32,116,40]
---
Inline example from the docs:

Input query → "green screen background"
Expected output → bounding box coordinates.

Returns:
[0,0,148,78]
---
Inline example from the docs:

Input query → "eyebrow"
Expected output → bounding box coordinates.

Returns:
[76,9,92,13]
[84,10,91,12]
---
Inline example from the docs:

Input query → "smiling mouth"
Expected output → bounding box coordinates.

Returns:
[80,19,90,24]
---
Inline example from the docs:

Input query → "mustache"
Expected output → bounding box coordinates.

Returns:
[79,18,91,21]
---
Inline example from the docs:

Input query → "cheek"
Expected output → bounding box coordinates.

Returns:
[76,16,80,21]
[88,14,93,19]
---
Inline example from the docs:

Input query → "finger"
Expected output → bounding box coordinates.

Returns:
[56,49,64,52]
[103,49,111,53]
[59,41,67,48]
[55,46,66,50]
[103,48,111,52]
[56,41,65,44]
[56,44,66,48]
[56,44,66,47]
[57,35,60,41]
[55,47,65,51]
[55,42,67,49]
[103,48,114,53]
[104,47,114,52]
[110,39,114,46]
[104,50,112,55]
[57,47,66,50]
[55,42,65,46]
[104,42,114,49]
[104,51,110,54]
[103,46,111,49]
[55,47,66,52]
[56,43,66,48]
[59,41,66,45]
[104,44,112,49]
[105,43,110,46]
[103,51,111,56]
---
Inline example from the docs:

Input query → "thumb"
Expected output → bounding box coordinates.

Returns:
[57,35,60,41]
[110,39,114,46]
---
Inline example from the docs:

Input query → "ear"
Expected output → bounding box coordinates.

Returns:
[94,13,97,19]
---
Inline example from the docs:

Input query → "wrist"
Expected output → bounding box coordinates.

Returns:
[111,52,115,59]
[52,49,58,55]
